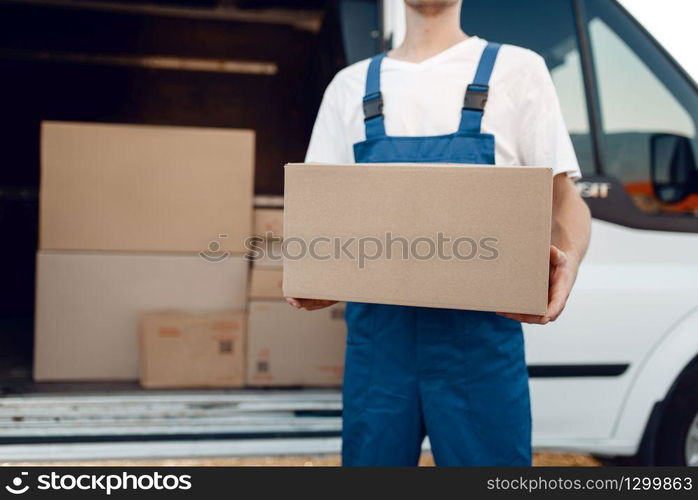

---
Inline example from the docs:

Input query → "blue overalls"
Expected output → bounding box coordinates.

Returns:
[342,42,532,466]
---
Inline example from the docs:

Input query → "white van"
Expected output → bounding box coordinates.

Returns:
[382,0,698,465]
[0,0,695,466]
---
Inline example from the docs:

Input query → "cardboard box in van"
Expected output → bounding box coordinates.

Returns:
[283,163,552,316]
[140,311,245,388]
[34,251,248,381]
[246,300,346,387]
[40,122,254,253]
[248,238,283,269]
[249,268,284,300]
[253,208,283,239]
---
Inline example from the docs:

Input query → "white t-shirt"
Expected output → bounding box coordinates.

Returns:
[305,36,581,180]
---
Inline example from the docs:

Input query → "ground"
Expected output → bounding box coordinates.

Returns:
[4,453,600,467]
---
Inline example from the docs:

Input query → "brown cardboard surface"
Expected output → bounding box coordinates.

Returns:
[246,301,346,387]
[40,121,254,253]
[249,268,284,300]
[249,238,283,269]
[140,311,245,388]
[253,208,283,239]
[34,252,249,381]
[283,163,552,315]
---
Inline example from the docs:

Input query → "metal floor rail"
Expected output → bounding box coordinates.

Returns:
[0,389,345,461]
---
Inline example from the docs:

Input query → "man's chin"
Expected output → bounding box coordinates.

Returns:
[405,0,461,16]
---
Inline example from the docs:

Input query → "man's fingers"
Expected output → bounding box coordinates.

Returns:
[547,267,571,321]
[305,301,328,310]
[286,298,338,311]
[286,297,302,309]
[286,297,315,309]
[496,312,551,324]
[304,300,334,307]
[496,312,525,321]
[550,245,564,264]
[547,290,566,321]
[495,246,575,325]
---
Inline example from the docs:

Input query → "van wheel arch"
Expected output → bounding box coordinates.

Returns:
[595,353,698,466]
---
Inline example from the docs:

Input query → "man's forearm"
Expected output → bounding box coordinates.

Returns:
[551,174,591,266]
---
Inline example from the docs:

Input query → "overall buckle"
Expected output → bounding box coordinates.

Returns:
[363,93,383,120]
[463,84,489,111]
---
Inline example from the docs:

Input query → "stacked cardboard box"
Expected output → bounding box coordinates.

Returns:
[35,122,254,384]
[249,206,284,296]
[246,206,347,387]
[34,252,248,381]
[140,311,246,388]
[246,301,346,387]
[40,122,254,254]
[253,208,284,240]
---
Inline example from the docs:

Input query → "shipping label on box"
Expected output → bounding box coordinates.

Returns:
[140,311,246,388]
[283,163,552,315]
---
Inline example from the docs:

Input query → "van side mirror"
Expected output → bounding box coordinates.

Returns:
[650,134,698,204]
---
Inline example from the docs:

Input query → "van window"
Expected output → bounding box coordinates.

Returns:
[584,0,698,217]
[460,0,595,176]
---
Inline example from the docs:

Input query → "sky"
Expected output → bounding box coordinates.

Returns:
[618,0,698,80]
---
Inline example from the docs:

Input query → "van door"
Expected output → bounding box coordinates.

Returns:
[460,0,698,449]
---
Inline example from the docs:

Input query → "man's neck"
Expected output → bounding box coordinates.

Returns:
[389,3,467,63]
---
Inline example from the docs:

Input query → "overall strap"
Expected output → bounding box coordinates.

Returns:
[458,42,501,133]
[363,52,387,138]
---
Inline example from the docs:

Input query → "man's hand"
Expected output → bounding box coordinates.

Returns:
[286,297,338,311]
[499,174,591,325]
[497,245,578,325]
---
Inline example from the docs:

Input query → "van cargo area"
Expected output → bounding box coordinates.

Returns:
[0,0,378,394]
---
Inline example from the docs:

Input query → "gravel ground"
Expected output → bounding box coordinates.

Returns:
[4,453,601,467]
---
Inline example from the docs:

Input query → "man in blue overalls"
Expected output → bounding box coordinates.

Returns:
[288,0,591,466]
